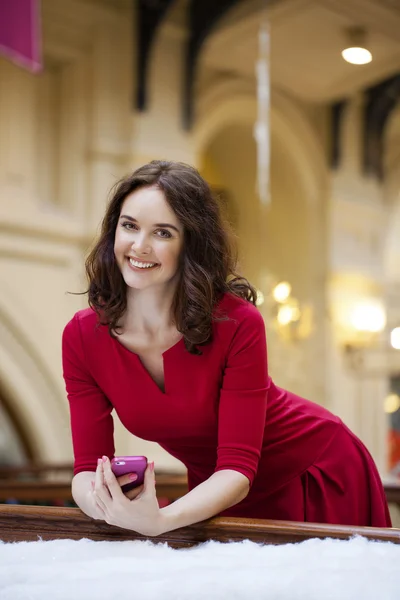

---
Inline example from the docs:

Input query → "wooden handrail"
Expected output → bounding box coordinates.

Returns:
[0,504,399,546]
[0,463,73,477]
[383,482,400,505]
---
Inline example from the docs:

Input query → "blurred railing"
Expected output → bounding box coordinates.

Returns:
[0,463,188,507]
[0,463,399,510]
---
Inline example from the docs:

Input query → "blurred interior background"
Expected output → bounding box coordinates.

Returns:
[0,0,400,522]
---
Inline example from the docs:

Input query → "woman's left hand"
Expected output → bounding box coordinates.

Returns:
[93,456,164,537]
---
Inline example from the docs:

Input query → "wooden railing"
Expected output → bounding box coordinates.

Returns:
[383,482,400,506]
[0,472,188,503]
[0,463,73,478]
[1,463,399,508]
[1,504,399,546]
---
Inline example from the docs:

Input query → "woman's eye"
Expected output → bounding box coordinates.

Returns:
[156,229,172,238]
[122,222,137,230]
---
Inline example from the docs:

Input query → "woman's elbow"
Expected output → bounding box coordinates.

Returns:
[218,469,250,505]
[237,477,250,502]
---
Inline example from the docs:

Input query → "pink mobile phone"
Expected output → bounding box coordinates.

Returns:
[111,455,148,492]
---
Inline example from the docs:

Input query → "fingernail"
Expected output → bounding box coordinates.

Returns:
[102,456,107,463]
[129,473,138,481]
[91,481,95,490]
[97,458,102,466]
[149,461,155,473]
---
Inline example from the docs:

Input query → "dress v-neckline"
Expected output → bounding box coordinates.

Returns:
[111,334,184,396]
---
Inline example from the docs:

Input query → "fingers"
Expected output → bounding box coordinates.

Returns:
[93,458,109,513]
[142,461,155,496]
[94,458,109,495]
[102,456,125,501]
[125,484,144,501]
[117,473,138,488]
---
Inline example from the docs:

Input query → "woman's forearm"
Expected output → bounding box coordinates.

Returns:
[159,469,249,534]
[72,471,104,519]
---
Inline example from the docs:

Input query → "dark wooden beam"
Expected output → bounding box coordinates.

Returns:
[184,0,241,128]
[136,0,175,111]
[363,74,400,179]
[330,100,348,169]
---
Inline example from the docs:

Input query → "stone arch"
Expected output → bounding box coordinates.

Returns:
[194,83,328,206]
[194,82,329,403]
[0,288,70,462]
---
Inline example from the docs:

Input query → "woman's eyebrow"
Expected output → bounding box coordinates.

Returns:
[120,215,180,233]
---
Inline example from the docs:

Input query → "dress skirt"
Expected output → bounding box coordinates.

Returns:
[264,423,390,527]
[223,422,392,527]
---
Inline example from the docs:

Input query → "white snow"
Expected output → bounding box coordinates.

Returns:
[0,535,398,599]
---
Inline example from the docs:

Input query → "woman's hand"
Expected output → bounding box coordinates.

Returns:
[93,456,164,536]
[83,465,142,521]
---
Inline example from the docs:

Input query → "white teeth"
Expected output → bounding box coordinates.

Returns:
[129,258,157,269]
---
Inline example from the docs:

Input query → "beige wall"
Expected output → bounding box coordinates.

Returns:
[0,0,399,481]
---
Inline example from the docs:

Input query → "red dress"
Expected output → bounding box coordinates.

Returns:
[62,293,391,527]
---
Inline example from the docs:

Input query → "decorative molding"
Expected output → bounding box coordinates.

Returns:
[344,345,400,376]
[0,247,70,268]
[0,218,92,248]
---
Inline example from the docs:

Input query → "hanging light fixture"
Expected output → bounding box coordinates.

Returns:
[341,26,372,65]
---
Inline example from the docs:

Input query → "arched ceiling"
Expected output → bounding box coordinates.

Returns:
[200,0,400,103]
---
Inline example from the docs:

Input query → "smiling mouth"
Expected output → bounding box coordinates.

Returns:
[128,257,159,270]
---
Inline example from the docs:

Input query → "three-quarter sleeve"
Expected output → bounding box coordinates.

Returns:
[215,306,269,486]
[62,315,115,475]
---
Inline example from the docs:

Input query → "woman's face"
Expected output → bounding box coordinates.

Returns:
[114,185,184,292]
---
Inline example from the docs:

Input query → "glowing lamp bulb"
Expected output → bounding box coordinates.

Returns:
[351,304,386,333]
[342,47,372,65]
[273,282,291,303]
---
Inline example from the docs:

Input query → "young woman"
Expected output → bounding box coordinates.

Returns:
[62,160,391,536]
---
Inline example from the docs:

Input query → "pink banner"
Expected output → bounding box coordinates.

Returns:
[0,0,42,72]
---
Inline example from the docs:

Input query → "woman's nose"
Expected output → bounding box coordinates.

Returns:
[132,234,150,254]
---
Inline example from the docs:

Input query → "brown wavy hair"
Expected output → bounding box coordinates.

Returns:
[86,160,256,354]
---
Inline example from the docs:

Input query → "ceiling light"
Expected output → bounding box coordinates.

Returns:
[342,27,372,65]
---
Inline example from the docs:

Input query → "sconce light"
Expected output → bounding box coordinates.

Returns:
[349,302,386,337]
[341,26,372,65]
[333,296,386,350]
[339,300,387,370]
[266,281,313,342]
